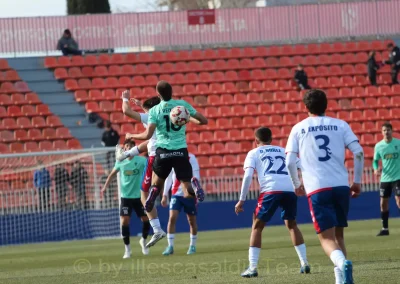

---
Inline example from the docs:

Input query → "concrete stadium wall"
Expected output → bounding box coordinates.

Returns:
[0,191,398,246]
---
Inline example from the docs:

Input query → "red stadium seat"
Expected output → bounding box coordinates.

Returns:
[27,129,43,141]
[67,139,81,149]
[32,116,46,128]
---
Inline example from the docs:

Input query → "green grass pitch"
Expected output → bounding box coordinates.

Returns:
[1,219,399,284]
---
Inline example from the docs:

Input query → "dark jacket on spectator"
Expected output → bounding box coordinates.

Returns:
[57,37,79,51]
[102,128,120,147]
[54,166,70,189]
[385,46,400,66]
[294,70,310,90]
[71,165,88,192]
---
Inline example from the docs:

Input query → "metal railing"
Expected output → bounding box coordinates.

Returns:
[1,0,399,57]
[0,165,379,215]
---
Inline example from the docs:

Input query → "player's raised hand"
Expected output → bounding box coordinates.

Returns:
[350,183,361,198]
[121,90,130,100]
[130,97,142,107]
[161,196,168,207]
[295,185,306,196]
[125,133,134,140]
[235,200,245,215]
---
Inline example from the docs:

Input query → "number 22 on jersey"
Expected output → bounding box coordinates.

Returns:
[261,155,288,176]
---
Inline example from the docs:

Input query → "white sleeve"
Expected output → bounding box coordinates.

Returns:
[139,113,148,124]
[347,141,364,184]
[285,126,299,154]
[343,121,359,147]
[296,157,302,170]
[239,167,254,201]
[286,152,302,189]
[163,171,173,196]
[243,151,256,170]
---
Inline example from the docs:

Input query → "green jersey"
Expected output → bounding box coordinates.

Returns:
[373,138,400,182]
[148,99,197,150]
[113,156,147,198]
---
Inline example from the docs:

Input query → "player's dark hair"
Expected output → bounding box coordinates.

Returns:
[382,122,392,130]
[255,127,272,144]
[387,43,394,49]
[303,89,328,116]
[143,96,161,110]
[124,138,135,148]
[156,81,173,101]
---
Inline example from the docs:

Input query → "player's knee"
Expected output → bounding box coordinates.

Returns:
[252,219,265,231]
[285,219,297,230]
[121,217,130,226]
[141,216,149,223]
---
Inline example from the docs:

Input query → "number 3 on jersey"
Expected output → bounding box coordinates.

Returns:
[315,135,332,162]
[163,115,181,132]
[261,155,288,175]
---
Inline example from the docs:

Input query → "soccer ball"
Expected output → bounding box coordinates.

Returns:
[170,106,190,126]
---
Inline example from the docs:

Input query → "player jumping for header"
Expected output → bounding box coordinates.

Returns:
[285,89,364,284]
[373,122,400,236]
[235,127,310,278]
[102,139,150,258]
[128,81,208,248]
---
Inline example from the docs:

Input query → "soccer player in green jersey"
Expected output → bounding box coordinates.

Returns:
[129,81,208,248]
[102,139,150,258]
[373,122,400,236]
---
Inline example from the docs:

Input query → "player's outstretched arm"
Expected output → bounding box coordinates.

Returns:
[286,152,304,196]
[190,112,208,125]
[101,168,119,194]
[128,124,156,141]
[121,90,142,122]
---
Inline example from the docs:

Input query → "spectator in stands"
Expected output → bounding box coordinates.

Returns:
[384,43,400,85]
[33,160,51,212]
[57,29,82,56]
[367,51,380,86]
[102,121,120,147]
[71,161,89,210]
[54,164,70,211]
[102,120,120,170]
[294,64,310,90]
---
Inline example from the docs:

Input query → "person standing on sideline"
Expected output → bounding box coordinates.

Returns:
[71,161,89,210]
[373,122,400,236]
[33,160,51,212]
[54,164,70,211]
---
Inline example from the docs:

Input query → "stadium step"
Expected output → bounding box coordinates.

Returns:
[8,57,104,149]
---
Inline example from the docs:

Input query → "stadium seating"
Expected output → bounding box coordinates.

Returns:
[3,40,398,183]
[0,67,81,154]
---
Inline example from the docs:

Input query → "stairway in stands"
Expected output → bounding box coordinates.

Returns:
[6,58,103,148]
